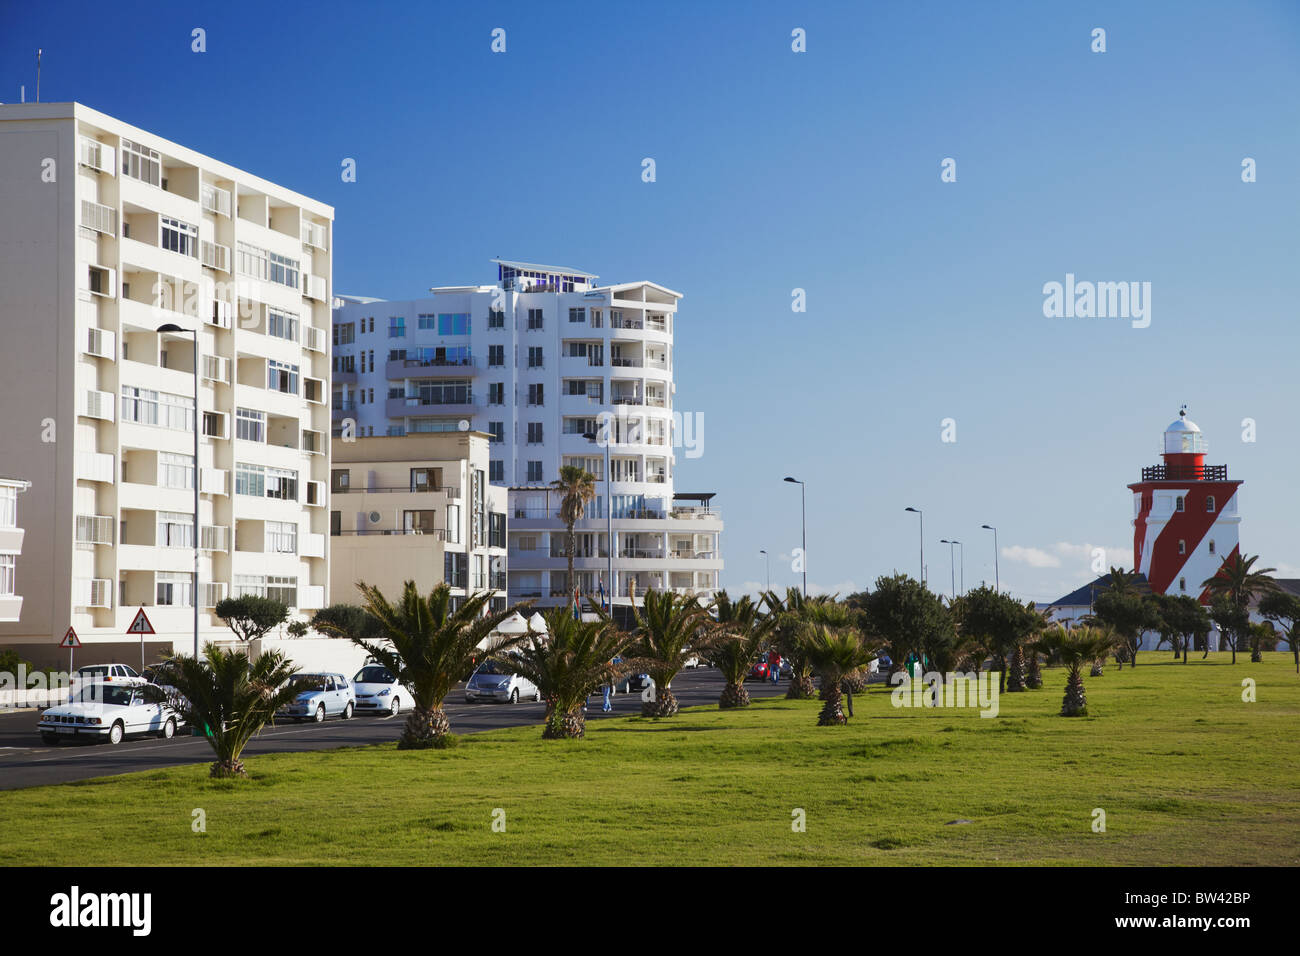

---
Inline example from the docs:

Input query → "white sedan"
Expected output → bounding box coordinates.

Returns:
[38,683,181,746]
[352,664,414,716]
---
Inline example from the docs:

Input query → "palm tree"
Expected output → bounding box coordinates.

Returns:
[627,588,712,717]
[156,644,301,778]
[1033,626,1115,717]
[710,591,773,708]
[764,588,850,699]
[552,465,597,602]
[342,581,521,748]
[802,625,876,726]
[500,607,630,738]
[1202,552,1278,662]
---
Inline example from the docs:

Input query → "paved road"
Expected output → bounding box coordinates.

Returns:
[0,667,790,791]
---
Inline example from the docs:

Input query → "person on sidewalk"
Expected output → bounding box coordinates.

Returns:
[768,647,781,684]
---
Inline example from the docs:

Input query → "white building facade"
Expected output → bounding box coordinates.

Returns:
[0,479,32,623]
[331,260,722,618]
[0,103,334,665]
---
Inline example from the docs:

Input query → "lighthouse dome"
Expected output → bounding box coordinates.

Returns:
[1163,410,1207,455]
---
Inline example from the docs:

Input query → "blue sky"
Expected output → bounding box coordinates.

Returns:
[4,0,1298,602]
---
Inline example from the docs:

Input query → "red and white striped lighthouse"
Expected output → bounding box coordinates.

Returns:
[1128,408,1242,602]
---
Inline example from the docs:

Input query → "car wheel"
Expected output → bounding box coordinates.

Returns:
[41,733,58,746]
[341,702,353,720]
[108,721,125,745]
[314,704,325,723]
[509,688,519,704]
[390,697,401,716]
[161,718,176,739]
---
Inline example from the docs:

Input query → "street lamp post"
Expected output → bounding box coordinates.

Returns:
[940,539,958,600]
[758,549,771,593]
[783,477,806,597]
[157,323,200,659]
[981,524,999,592]
[905,507,923,586]
[584,424,614,614]
[955,539,964,595]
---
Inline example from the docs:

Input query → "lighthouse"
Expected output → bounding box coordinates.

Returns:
[1128,409,1242,601]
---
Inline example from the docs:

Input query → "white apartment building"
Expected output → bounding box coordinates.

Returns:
[332,260,722,620]
[0,103,333,666]
[0,478,32,623]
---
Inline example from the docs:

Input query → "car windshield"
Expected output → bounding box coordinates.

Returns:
[355,666,395,684]
[476,661,507,676]
[289,675,329,692]
[77,666,110,679]
[75,685,135,706]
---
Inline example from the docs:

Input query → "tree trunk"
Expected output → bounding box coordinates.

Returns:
[642,685,679,717]
[1293,644,1298,675]
[1061,666,1088,717]
[1025,652,1042,689]
[997,655,1007,694]
[399,704,450,749]
[209,758,246,778]
[1250,633,1262,663]
[818,680,847,725]
[1006,646,1027,692]
[1090,658,1104,677]
[567,524,576,606]
[786,672,816,699]
[719,681,750,709]
[542,707,586,739]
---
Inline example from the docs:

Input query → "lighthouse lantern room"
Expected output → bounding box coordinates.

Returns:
[1128,408,1242,602]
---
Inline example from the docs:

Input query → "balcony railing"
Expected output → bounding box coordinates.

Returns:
[1140,463,1228,481]
[200,525,230,552]
[621,547,665,559]
[74,514,114,546]
[611,316,644,330]
[335,528,449,539]
[301,220,328,250]
[446,569,468,589]
[85,327,116,360]
[80,199,116,236]
[200,240,231,273]
[304,274,327,301]
[201,183,232,217]
[337,485,461,497]
[490,571,508,590]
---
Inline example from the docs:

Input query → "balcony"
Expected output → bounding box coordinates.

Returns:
[74,514,114,546]
[84,327,117,360]
[78,137,116,175]
[80,390,115,422]
[305,326,327,353]
[200,240,231,273]
[303,274,327,301]
[200,525,230,552]
[1140,463,1229,482]
[301,532,326,558]
[301,220,328,251]
[202,582,228,608]
[620,547,664,559]
[200,468,228,496]
[80,199,116,236]
[74,578,113,609]
[386,395,475,418]
[201,183,232,217]
[385,356,476,379]
[75,452,116,484]
[334,528,449,540]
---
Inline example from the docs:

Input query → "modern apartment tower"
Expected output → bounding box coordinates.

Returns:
[332,260,722,618]
[0,103,334,666]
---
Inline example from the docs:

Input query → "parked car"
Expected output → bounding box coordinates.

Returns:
[615,671,653,694]
[39,683,181,746]
[68,663,145,700]
[352,664,412,716]
[278,673,355,722]
[747,660,770,682]
[465,659,541,704]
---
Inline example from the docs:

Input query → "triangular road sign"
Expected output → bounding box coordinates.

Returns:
[126,607,155,635]
[60,626,81,648]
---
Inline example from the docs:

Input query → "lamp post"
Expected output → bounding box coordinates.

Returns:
[940,539,958,600]
[783,477,806,597]
[758,549,770,593]
[981,524,999,592]
[905,507,923,586]
[955,539,964,595]
[156,323,200,659]
[584,423,614,615]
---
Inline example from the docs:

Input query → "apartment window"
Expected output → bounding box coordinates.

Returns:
[234,574,297,606]
[527,309,544,330]
[121,140,161,186]
[488,345,504,367]
[267,467,298,501]
[388,316,406,338]
[1175,496,1185,512]
[439,313,471,335]
[0,487,16,528]
[334,354,356,375]
[236,242,299,289]
[333,323,355,346]
[267,310,299,343]
[155,572,193,608]
[489,459,503,482]
[528,383,544,406]
[489,512,505,548]
[1179,577,1187,592]
[235,463,298,501]
[1206,496,1216,513]
[444,551,466,588]
[331,469,350,493]
[158,452,195,490]
[527,461,543,482]
[590,309,603,328]
[235,408,266,443]
[446,504,461,544]
[528,347,544,368]
[367,350,375,372]
[202,412,227,439]
[527,422,544,444]
[120,386,194,431]
[1178,539,1186,555]
[488,383,504,405]
[268,360,299,394]
[410,468,443,492]
[568,307,586,323]
[1209,540,1216,555]
[160,217,199,257]
[265,521,298,554]
[488,422,504,443]
[418,314,436,331]
[157,512,195,548]
[488,309,505,329]
[0,554,14,596]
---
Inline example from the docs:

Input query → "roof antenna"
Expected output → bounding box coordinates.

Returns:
[36,48,41,103]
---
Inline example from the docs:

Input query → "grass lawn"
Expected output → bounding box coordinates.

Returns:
[2,653,1297,866]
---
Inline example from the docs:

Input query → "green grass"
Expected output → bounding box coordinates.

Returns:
[2,653,1298,866]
